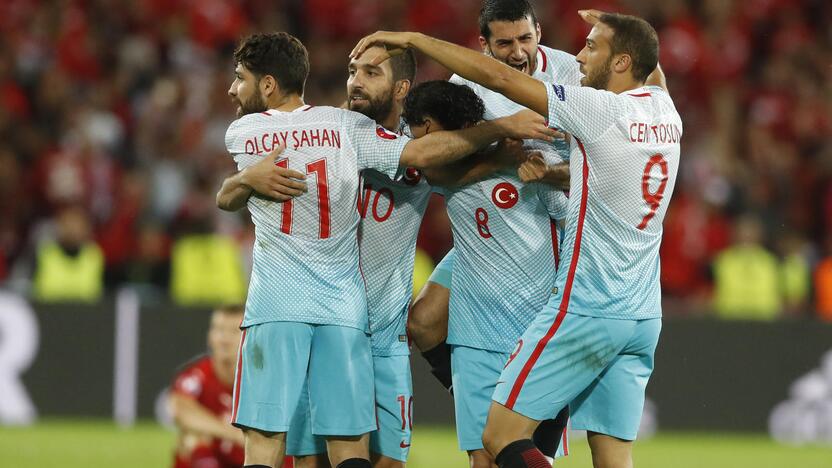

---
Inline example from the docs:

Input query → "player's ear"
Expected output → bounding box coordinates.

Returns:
[613,54,632,74]
[536,22,542,41]
[260,74,277,98]
[478,36,489,54]
[395,79,411,101]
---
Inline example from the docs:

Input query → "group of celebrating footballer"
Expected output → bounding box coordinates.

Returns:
[214,1,681,468]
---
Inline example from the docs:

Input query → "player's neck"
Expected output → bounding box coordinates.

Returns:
[378,106,403,133]
[606,75,645,95]
[270,93,305,112]
[212,359,235,387]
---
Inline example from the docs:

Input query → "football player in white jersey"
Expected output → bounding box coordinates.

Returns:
[215,32,557,468]
[351,8,679,468]
[408,2,574,465]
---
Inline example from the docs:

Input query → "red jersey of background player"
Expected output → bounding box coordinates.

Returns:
[171,355,295,468]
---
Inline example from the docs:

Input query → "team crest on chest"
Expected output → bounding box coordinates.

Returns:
[492,182,519,209]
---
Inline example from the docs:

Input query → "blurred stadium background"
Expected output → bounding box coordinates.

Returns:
[0,0,830,466]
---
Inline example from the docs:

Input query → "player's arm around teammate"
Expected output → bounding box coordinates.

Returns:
[216,144,307,211]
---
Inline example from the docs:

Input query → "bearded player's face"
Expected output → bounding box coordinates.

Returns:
[576,24,615,90]
[346,46,395,123]
[481,17,541,76]
[228,63,267,117]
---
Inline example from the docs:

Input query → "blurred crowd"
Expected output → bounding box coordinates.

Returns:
[0,0,830,319]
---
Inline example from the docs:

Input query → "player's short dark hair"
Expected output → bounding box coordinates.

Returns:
[214,304,244,316]
[403,81,485,130]
[234,32,309,95]
[478,0,538,39]
[390,48,417,84]
[599,13,659,83]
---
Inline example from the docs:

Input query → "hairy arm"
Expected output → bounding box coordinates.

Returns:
[421,138,527,187]
[518,153,571,190]
[351,33,549,117]
[169,393,244,445]
[216,145,307,211]
[399,110,555,169]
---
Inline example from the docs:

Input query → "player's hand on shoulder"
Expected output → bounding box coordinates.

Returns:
[497,109,559,142]
[242,145,307,202]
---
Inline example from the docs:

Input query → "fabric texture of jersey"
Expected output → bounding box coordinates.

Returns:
[443,173,566,353]
[225,105,409,331]
[359,165,431,356]
[441,46,580,353]
[544,84,682,319]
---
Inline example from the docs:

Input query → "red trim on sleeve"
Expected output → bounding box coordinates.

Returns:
[504,138,589,410]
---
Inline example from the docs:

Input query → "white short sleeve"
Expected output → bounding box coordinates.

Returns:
[342,110,409,179]
[545,83,624,143]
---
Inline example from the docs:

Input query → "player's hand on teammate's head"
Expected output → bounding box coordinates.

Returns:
[578,9,605,25]
[497,109,559,142]
[350,31,414,62]
[243,144,308,202]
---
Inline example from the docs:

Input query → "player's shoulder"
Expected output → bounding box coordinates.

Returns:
[538,45,576,65]
[448,74,482,95]
[173,354,212,378]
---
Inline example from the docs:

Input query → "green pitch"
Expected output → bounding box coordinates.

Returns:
[1,420,830,468]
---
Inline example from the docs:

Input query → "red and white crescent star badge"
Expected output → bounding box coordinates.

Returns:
[402,167,422,186]
[492,182,519,209]
[376,126,399,140]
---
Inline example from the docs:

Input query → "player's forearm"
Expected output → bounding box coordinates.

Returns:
[170,394,242,442]
[423,147,505,188]
[646,63,667,93]
[401,120,508,169]
[216,171,252,211]
[406,33,549,116]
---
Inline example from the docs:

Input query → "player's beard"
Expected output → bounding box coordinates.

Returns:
[349,88,394,123]
[582,55,614,90]
[235,91,267,117]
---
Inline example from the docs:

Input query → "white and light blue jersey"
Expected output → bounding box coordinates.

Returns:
[544,84,682,319]
[359,165,431,356]
[225,104,409,331]
[445,173,568,353]
[443,46,580,353]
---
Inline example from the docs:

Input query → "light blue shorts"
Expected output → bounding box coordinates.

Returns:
[231,322,376,435]
[287,354,413,461]
[493,307,661,441]
[451,345,508,451]
[427,248,455,289]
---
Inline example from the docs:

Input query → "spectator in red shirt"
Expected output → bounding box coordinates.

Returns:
[168,304,293,468]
